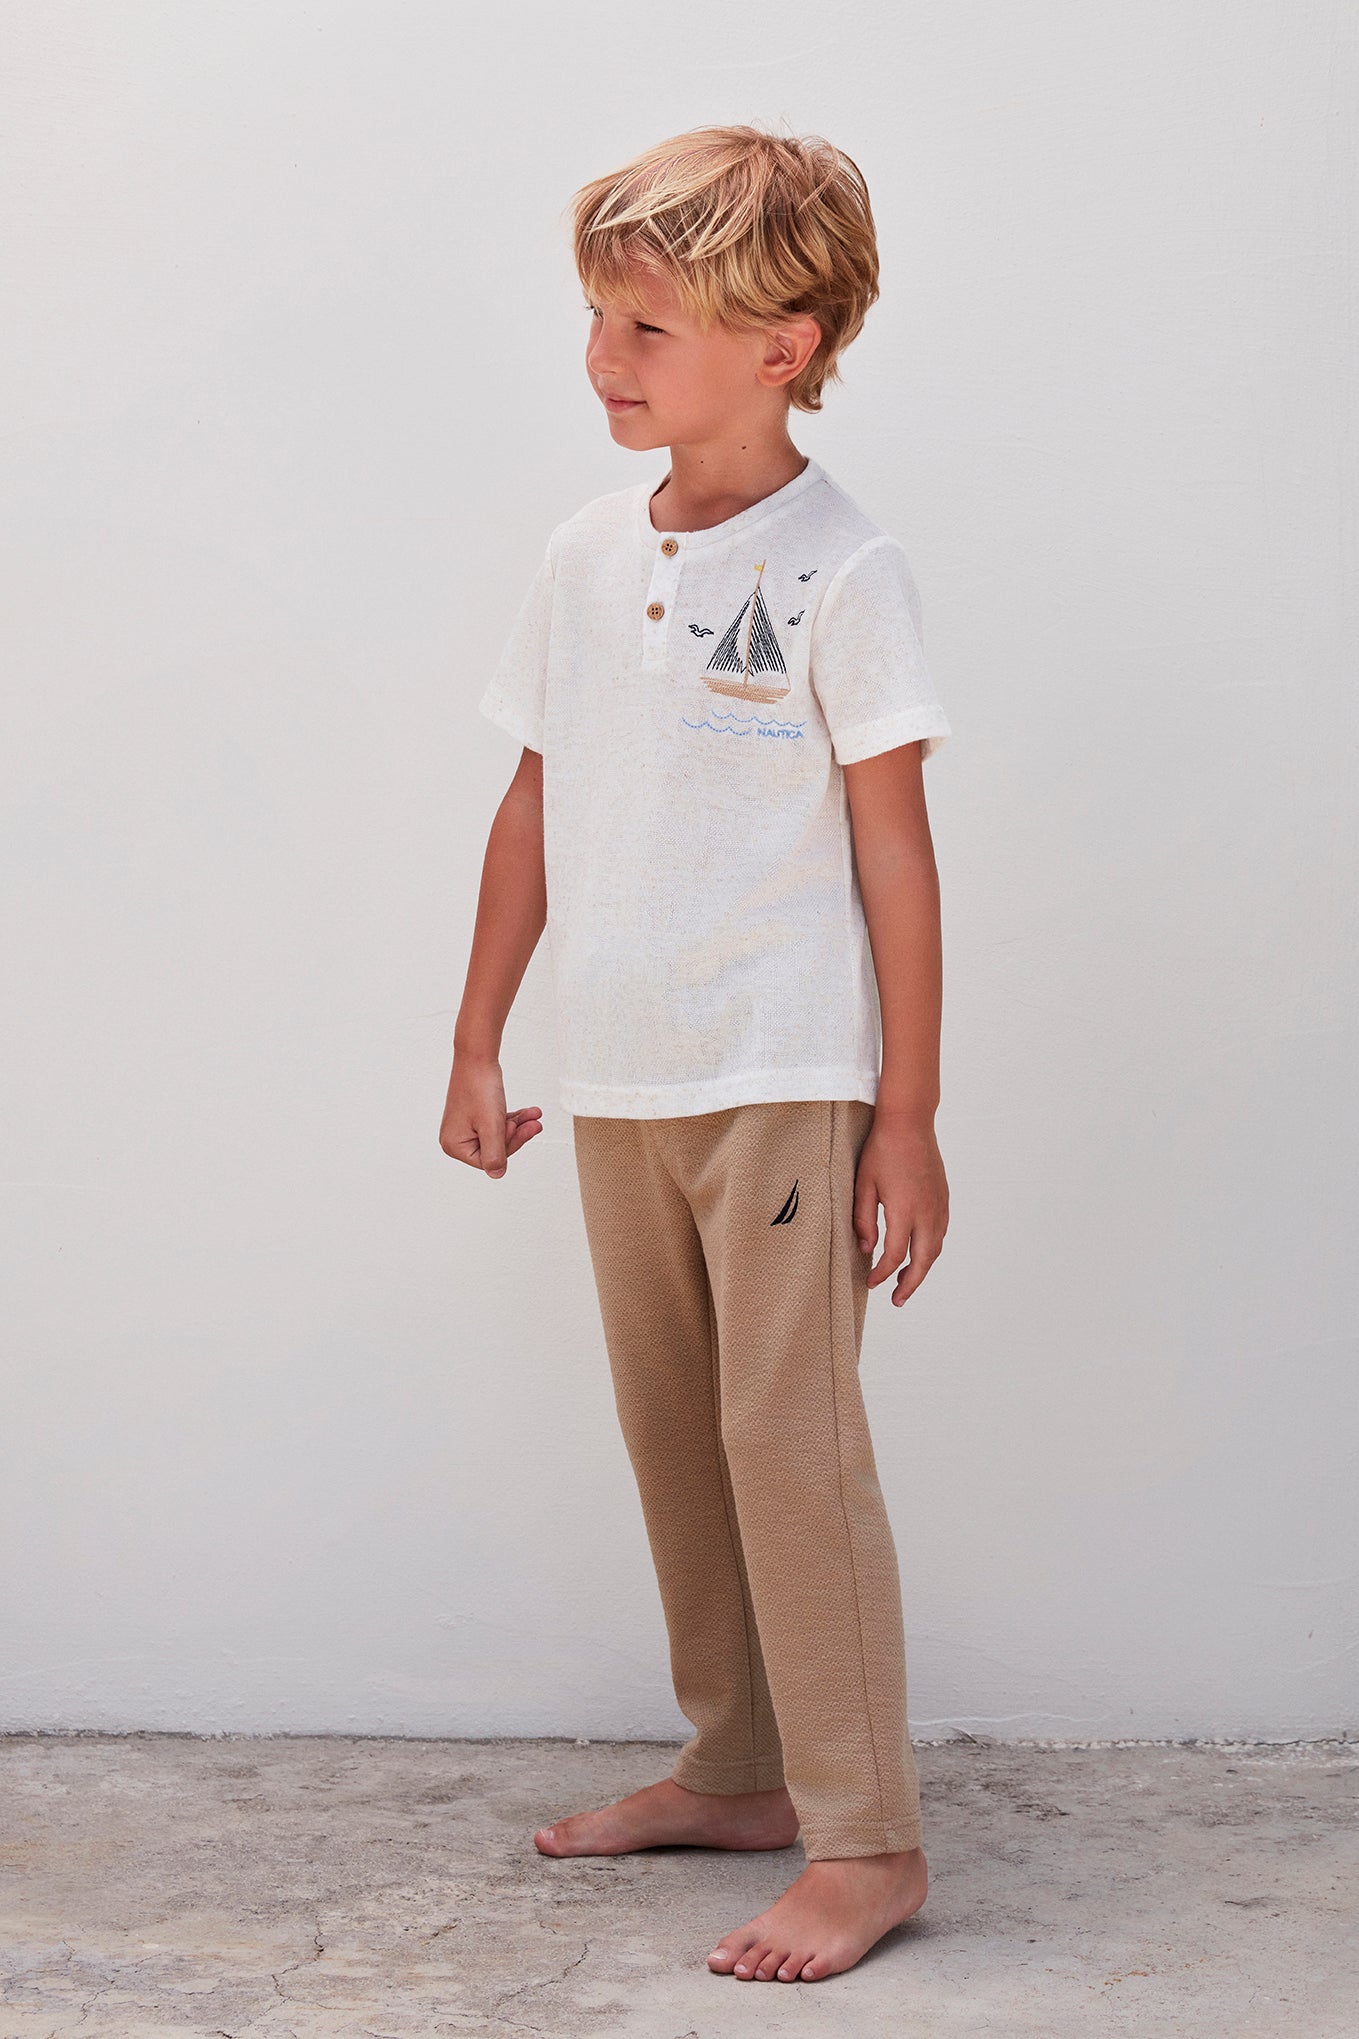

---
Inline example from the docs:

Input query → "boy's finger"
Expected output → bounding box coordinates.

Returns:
[853,1178,881,1252]
[869,1212,913,1285]
[477,1123,509,1178]
[892,1229,943,1303]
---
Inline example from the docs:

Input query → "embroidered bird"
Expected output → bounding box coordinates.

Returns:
[797,569,818,582]
[787,608,805,626]
[688,623,714,638]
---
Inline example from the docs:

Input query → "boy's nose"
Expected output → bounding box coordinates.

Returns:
[586,333,619,373]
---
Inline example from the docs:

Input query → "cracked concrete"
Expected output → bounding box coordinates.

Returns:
[0,1734,1354,2036]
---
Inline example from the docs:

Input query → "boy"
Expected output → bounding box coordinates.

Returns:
[439,124,951,1985]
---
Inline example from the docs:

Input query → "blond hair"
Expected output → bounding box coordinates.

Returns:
[567,124,880,414]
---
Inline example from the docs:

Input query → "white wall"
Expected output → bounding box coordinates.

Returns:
[2,2,1354,1741]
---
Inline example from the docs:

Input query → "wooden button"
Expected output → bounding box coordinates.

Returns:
[646,600,665,621]
[660,537,679,556]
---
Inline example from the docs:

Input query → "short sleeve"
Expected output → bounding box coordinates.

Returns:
[477,535,556,754]
[810,535,952,766]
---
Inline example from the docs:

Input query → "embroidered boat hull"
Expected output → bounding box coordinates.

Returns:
[702,674,792,704]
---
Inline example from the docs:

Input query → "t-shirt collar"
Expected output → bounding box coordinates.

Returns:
[635,455,825,553]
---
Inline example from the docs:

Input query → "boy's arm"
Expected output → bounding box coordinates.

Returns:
[439,745,547,1179]
[843,739,949,1304]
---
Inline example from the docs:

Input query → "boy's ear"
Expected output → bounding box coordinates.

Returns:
[756,313,823,392]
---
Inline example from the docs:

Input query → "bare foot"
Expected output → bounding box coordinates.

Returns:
[534,1777,799,1857]
[707,1847,928,1981]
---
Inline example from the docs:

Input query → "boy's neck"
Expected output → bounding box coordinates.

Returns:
[647,436,810,534]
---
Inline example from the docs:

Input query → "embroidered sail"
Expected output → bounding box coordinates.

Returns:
[702,561,790,704]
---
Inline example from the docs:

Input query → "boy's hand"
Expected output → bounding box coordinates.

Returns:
[439,1050,543,1179]
[853,1109,949,1306]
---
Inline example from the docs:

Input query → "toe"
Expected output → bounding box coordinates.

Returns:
[711,1926,763,1975]
[708,1933,752,1974]
[754,1947,788,1981]
[732,1943,770,1979]
[776,1951,809,1981]
[535,1818,578,1856]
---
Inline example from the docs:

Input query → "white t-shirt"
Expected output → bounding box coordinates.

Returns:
[477,454,952,1119]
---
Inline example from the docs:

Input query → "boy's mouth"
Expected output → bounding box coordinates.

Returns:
[604,396,644,412]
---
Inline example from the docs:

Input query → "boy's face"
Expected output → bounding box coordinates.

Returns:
[583,262,814,448]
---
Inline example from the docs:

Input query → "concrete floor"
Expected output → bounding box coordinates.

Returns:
[0,1735,1353,2038]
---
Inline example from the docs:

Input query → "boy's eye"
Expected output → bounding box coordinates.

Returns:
[583,301,663,335]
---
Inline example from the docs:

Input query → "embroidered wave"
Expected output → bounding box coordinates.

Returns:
[680,705,806,729]
[682,716,754,736]
[681,716,806,739]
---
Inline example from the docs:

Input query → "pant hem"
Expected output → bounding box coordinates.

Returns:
[800,1823,924,1860]
[671,1752,787,1795]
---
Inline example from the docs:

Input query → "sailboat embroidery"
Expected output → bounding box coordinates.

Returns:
[701,560,790,706]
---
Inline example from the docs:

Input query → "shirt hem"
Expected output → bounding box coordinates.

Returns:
[560,1065,882,1119]
[478,689,543,753]
[831,707,953,767]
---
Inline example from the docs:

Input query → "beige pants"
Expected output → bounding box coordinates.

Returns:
[571,1097,922,1859]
